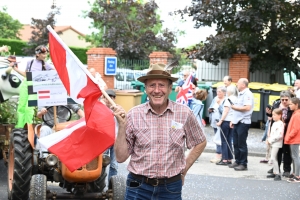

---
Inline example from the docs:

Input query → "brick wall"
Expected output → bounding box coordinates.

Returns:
[149,52,173,65]
[229,54,250,82]
[86,48,117,89]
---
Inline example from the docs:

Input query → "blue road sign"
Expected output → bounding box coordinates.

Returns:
[105,57,117,75]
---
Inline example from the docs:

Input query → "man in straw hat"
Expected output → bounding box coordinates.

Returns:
[113,63,207,199]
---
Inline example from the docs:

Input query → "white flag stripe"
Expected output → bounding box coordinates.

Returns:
[39,120,86,150]
[66,52,87,104]
[46,25,98,85]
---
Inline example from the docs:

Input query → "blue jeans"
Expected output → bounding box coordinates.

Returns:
[125,173,182,200]
[233,122,250,166]
[213,128,222,154]
[220,121,233,160]
[104,146,118,182]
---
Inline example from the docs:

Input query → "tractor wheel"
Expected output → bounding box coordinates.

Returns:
[87,167,107,193]
[0,148,3,159]
[29,174,47,200]
[7,129,33,200]
[109,175,126,200]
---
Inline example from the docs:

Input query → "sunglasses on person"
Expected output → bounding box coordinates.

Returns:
[281,99,289,102]
[108,95,115,99]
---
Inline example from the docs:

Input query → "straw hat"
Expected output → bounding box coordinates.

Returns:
[137,63,178,83]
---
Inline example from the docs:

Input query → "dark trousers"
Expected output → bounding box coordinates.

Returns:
[220,121,233,160]
[277,143,292,173]
[233,122,250,166]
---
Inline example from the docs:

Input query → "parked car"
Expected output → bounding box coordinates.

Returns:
[114,69,146,90]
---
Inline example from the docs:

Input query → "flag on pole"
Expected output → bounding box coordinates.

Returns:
[39,25,115,172]
[176,74,194,105]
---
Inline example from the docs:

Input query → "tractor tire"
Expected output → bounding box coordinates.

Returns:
[109,175,126,200]
[7,129,33,200]
[87,167,107,193]
[29,174,47,200]
[0,148,3,159]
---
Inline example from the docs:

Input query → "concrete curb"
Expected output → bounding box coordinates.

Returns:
[203,148,265,157]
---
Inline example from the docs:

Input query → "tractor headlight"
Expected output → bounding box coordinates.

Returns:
[46,154,58,166]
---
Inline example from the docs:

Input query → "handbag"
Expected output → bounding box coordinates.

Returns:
[213,127,221,145]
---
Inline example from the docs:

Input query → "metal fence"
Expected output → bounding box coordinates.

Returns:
[195,59,229,82]
[114,59,149,90]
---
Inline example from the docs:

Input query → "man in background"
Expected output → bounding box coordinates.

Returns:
[223,75,233,87]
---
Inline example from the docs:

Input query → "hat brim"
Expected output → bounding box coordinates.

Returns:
[137,74,178,83]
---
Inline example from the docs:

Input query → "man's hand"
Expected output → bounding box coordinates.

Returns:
[266,107,272,115]
[230,121,234,128]
[111,104,126,126]
[216,121,222,126]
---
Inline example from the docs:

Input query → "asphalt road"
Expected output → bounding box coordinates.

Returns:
[1,151,299,200]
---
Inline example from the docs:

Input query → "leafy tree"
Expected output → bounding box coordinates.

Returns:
[0,6,23,40]
[85,0,177,59]
[23,6,60,55]
[176,0,300,78]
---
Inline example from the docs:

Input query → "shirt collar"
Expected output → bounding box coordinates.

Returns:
[238,88,249,95]
[144,100,174,115]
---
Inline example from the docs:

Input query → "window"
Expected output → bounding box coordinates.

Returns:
[126,72,135,82]
[115,72,124,81]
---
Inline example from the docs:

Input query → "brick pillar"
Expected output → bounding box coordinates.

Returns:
[149,52,173,65]
[229,54,251,82]
[86,48,117,89]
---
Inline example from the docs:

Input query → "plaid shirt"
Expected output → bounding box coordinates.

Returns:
[126,100,206,178]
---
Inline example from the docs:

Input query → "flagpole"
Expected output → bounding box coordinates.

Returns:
[46,25,117,108]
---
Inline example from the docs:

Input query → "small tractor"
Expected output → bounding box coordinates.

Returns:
[7,105,126,200]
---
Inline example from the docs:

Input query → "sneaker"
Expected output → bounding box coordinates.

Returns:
[274,175,281,181]
[267,168,273,174]
[210,158,221,163]
[216,161,232,166]
[260,159,269,163]
[282,172,290,178]
[287,177,300,183]
[228,162,239,168]
[234,165,247,171]
[267,174,275,178]
[288,174,295,179]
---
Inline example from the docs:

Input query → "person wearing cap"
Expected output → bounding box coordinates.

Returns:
[113,63,207,199]
[101,89,118,184]
[14,45,54,128]
[12,45,53,77]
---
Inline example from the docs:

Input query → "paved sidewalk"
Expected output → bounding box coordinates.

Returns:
[203,126,266,157]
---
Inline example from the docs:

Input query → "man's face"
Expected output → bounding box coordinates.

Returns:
[183,72,189,80]
[103,95,115,108]
[89,68,96,77]
[223,77,231,87]
[294,80,300,89]
[145,79,172,108]
[236,79,245,91]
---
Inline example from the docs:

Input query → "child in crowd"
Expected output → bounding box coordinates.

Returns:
[285,97,300,183]
[267,108,284,181]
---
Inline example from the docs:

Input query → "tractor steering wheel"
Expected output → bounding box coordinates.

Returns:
[42,106,72,127]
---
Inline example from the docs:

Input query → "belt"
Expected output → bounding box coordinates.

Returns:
[130,173,181,186]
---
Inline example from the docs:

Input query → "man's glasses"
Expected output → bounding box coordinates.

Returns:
[281,99,289,102]
[109,95,115,99]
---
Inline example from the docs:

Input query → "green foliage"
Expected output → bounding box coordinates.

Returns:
[0,39,88,64]
[69,46,88,64]
[0,45,11,56]
[0,100,17,123]
[0,38,27,56]
[176,0,300,78]
[85,0,177,59]
[0,6,23,40]
[23,6,60,56]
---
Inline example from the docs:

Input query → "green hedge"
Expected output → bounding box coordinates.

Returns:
[69,46,88,64]
[0,38,27,56]
[0,38,88,64]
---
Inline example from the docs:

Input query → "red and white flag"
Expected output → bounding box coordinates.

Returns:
[39,25,115,172]
[176,74,194,105]
[38,90,50,99]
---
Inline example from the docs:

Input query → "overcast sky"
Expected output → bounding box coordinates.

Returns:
[1,0,216,48]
